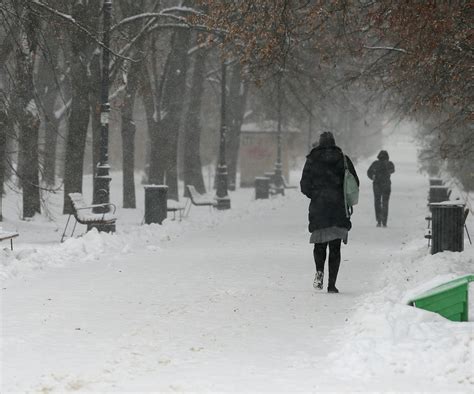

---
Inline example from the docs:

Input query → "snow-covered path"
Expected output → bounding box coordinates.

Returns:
[1,139,472,392]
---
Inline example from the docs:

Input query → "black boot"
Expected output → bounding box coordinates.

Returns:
[327,285,339,293]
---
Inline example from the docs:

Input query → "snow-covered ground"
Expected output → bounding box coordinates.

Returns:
[1,135,473,392]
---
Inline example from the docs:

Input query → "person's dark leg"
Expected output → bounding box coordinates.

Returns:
[382,190,390,226]
[373,184,382,226]
[313,242,327,289]
[328,239,341,292]
[313,242,327,273]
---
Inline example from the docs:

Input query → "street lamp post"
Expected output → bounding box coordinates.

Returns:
[307,97,313,151]
[92,0,114,232]
[215,60,231,210]
[273,73,284,195]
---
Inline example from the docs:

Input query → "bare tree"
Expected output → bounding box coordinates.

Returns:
[62,1,101,213]
[183,43,208,195]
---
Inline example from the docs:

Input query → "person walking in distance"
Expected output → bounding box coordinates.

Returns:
[367,150,395,227]
[300,132,359,293]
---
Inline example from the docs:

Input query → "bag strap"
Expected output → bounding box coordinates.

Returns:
[342,152,351,218]
[343,153,348,170]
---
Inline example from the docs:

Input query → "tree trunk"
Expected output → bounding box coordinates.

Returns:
[226,63,248,190]
[18,114,41,218]
[89,51,101,200]
[63,57,90,213]
[14,12,41,219]
[36,37,61,187]
[140,62,156,185]
[121,60,141,208]
[150,28,191,200]
[62,1,99,214]
[43,101,60,187]
[12,4,41,219]
[183,48,207,195]
[148,48,168,188]
[0,100,7,221]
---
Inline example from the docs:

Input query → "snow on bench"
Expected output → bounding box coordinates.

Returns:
[61,193,117,242]
[69,193,117,223]
[185,185,216,216]
[0,230,19,251]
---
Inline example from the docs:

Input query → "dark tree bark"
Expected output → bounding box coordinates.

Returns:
[15,33,41,218]
[118,0,146,208]
[149,27,191,200]
[36,43,60,186]
[0,99,7,221]
[226,63,248,190]
[140,62,157,184]
[62,1,99,214]
[121,59,141,208]
[89,51,101,198]
[183,47,207,195]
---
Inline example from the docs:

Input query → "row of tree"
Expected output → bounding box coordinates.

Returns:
[0,1,471,221]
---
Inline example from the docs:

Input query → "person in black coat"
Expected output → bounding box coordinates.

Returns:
[367,150,395,227]
[300,132,359,293]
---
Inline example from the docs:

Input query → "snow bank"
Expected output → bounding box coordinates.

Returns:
[0,190,291,280]
[327,240,474,388]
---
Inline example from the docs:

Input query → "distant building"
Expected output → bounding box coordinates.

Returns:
[239,121,304,187]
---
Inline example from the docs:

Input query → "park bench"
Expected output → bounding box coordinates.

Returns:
[61,193,117,242]
[185,185,217,217]
[0,230,19,251]
[167,199,186,221]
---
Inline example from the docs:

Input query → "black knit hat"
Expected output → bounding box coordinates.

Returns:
[377,150,389,160]
[319,131,336,147]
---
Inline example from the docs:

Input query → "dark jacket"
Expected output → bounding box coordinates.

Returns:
[300,145,359,233]
[367,154,395,189]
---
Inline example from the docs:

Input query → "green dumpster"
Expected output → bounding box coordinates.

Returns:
[407,275,474,322]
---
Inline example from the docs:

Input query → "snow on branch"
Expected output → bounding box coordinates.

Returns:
[363,45,407,54]
[30,0,134,62]
[111,7,202,32]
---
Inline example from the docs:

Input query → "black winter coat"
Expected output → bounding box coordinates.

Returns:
[300,145,359,233]
[367,159,395,191]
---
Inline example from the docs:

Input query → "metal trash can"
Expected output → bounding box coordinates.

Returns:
[144,185,168,224]
[264,172,275,183]
[429,178,443,186]
[429,202,465,254]
[429,185,451,204]
[255,177,270,199]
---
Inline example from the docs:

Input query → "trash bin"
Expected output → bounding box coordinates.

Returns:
[144,185,168,224]
[255,177,270,199]
[429,202,465,254]
[264,172,275,183]
[429,178,443,186]
[429,185,450,204]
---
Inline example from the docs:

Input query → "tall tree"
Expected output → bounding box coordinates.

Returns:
[12,4,42,218]
[62,1,100,213]
[120,55,142,208]
[0,97,7,221]
[226,62,247,190]
[183,46,208,195]
[36,39,61,187]
[149,22,191,200]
